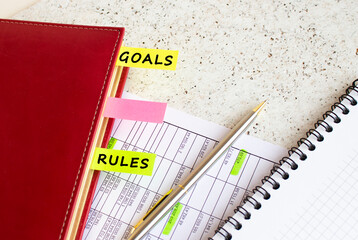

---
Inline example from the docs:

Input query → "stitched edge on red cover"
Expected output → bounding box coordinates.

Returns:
[0,19,120,31]
[57,31,121,240]
[0,19,122,240]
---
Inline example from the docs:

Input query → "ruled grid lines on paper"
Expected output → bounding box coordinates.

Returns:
[83,113,286,240]
[276,149,358,240]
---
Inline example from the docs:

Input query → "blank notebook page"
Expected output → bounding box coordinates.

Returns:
[212,87,358,240]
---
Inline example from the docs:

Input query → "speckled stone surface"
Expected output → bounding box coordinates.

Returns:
[13,0,358,148]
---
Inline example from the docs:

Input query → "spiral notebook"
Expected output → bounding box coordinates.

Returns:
[211,80,358,240]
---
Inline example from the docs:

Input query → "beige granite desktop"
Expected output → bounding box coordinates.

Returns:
[11,0,358,149]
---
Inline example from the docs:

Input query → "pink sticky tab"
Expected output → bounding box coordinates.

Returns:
[103,97,167,123]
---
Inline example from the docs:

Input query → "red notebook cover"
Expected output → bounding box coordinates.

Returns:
[0,19,126,239]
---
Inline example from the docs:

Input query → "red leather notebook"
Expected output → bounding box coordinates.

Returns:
[0,19,127,239]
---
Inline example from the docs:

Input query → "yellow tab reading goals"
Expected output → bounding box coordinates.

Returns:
[116,46,178,70]
[90,148,156,176]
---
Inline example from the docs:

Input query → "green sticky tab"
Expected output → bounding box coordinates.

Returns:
[107,137,117,149]
[90,148,156,176]
[230,149,248,175]
[162,203,183,235]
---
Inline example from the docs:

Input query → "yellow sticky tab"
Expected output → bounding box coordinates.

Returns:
[90,148,156,176]
[116,46,179,70]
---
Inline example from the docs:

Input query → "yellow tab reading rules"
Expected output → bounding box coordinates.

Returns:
[116,46,179,70]
[90,148,156,176]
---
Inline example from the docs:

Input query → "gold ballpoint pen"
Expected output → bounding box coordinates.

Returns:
[127,101,267,240]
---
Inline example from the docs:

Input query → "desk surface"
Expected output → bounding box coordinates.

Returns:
[12,0,358,149]
[0,0,38,18]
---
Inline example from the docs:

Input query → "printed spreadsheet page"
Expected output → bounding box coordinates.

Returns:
[83,93,286,240]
